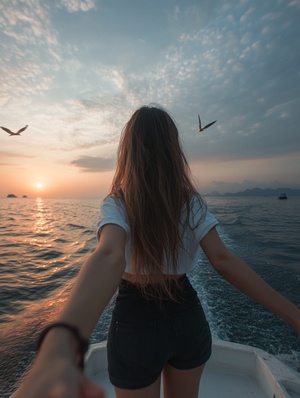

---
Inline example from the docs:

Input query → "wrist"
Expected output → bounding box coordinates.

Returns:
[37,323,89,369]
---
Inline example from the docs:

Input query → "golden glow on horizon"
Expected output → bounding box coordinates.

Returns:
[0,154,298,198]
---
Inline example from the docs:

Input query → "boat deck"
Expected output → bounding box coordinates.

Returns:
[85,340,300,398]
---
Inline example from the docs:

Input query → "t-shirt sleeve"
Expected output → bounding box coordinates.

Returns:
[96,196,130,238]
[196,210,219,242]
[190,196,219,242]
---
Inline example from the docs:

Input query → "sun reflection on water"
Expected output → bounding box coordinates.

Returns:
[34,197,46,234]
[30,197,52,249]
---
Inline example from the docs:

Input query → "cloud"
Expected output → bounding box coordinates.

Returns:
[51,95,134,151]
[262,12,281,21]
[0,1,58,46]
[58,0,97,13]
[288,0,300,8]
[240,7,254,23]
[0,150,35,159]
[71,155,116,172]
[0,0,61,106]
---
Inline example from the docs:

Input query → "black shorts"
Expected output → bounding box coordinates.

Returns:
[107,275,212,389]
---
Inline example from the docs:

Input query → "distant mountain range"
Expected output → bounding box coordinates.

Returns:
[206,188,300,197]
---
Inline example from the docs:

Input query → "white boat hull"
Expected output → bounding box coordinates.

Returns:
[84,339,300,398]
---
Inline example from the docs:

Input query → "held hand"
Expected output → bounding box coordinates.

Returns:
[12,356,105,398]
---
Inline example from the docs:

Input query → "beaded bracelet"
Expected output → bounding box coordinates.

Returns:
[37,322,89,369]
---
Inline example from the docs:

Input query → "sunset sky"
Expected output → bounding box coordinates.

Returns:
[1,0,300,198]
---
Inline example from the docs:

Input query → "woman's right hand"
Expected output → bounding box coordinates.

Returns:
[12,355,105,398]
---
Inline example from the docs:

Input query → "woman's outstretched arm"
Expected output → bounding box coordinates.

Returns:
[13,223,126,398]
[57,223,126,338]
[200,227,300,334]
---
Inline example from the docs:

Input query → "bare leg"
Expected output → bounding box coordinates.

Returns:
[163,364,205,398]
[114,375,161,398]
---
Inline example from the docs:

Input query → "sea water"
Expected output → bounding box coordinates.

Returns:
[0,196,299,396]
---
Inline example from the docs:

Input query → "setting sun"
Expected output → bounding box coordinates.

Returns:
[36,183,43,189]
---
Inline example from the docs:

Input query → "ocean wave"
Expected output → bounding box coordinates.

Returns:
[66,223,86,229]
[36,249,63,260]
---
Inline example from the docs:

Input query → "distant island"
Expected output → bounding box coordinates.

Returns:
[206,188,300,197]
[6,194,28,198]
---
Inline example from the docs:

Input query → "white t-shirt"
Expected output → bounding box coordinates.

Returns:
[96,195,218,275]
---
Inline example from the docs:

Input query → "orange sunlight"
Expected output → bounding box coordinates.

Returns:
[0,163,115,198]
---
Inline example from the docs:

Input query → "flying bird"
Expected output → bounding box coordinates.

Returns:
[198,115,216,132]
[0,125,28,136]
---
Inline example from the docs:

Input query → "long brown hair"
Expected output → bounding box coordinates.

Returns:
[110,105,204,297]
